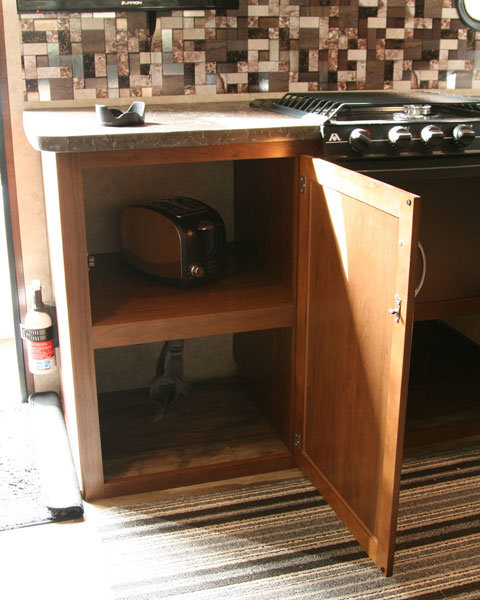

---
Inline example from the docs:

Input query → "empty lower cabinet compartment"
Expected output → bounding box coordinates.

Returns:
[405,319,480,447]
[94,330,295,491]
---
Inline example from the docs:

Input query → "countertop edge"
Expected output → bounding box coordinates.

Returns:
[23,102,323,154]
[24,125,323,154]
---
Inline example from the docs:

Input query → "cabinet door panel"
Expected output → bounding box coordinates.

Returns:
[295,156,420,576]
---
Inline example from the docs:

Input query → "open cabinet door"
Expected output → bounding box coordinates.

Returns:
[295,156,420,576]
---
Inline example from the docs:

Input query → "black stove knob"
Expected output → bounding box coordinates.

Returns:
[420,125,444,146]
[453,124,475,146]
[388,126,412,148]
[349,128,371,153]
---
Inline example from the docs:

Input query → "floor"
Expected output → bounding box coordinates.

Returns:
[0,468,302,600]
[0,336,108,599]
[0,510,113,599]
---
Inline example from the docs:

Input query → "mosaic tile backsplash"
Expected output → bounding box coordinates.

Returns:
[19,0,480,102]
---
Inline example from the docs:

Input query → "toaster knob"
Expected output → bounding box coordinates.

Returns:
[190,264,205,279]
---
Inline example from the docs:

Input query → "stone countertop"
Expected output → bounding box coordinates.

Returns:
[23,101,322,153]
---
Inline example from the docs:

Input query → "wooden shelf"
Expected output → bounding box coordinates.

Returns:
[89,253,295,349]
[98,379,293,495]
[415,296,480,321]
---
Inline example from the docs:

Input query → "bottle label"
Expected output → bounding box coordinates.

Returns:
[26,337,56,373]
[21,325,54,343]
[30,340,55,361]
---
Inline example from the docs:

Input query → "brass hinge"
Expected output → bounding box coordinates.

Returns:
[299,176,306,195]
[294,432,302,449]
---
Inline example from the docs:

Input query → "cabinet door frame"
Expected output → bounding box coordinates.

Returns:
[294,156,420,576]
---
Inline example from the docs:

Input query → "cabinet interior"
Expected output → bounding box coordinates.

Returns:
[405,319,480,447]
[381,172,480,448]
[96,330,292,482]
[83,156,297,488]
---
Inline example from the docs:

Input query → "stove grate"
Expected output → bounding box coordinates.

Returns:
[271,93,345,118]
[270,92,480,119]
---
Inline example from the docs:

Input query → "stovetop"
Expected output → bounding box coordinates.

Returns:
[251,91,480,160]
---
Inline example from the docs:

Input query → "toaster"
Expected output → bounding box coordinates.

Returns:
[121,197,226,287]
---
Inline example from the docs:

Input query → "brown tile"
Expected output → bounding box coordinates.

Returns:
[358,18,368,39]
[129,53,140,75]
[387,8,407,18]
[85,77,108,89]
[259,18,279,29]
[339,6,357,28]
[49,77,74,100]
[298,72,317,82]
[206,41,227,62]
[127,12,149,29]
[338,49,348,70]
[424,0,443,18]
[217,62,237,73]
[299,28,319,49]
[82,30,105,53]
[365,60,386,89]
[162,74,185,95]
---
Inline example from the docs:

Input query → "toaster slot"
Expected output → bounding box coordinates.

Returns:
[151,197,210,219]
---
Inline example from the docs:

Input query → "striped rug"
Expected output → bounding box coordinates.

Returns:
[98,445,480,599]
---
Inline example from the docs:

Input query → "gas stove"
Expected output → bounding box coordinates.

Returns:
[251,91,480,161]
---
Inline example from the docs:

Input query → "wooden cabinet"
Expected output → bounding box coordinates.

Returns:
[38,136,478,577]
[40,140,315,501]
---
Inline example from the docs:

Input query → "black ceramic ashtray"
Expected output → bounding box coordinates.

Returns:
[95,102,146,127]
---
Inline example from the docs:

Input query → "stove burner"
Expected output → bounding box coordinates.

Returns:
[393,104,437,120]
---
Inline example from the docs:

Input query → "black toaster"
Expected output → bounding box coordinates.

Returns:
[121,197,226,287]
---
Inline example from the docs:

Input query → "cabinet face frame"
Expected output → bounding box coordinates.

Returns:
[294,156,420,576]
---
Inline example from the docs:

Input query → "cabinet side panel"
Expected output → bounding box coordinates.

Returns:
[41,152,104,500]
[234,157,296,290]
[233,328,294,446]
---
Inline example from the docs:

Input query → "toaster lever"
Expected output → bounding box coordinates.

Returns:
[197,220,216,256]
